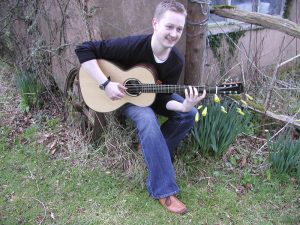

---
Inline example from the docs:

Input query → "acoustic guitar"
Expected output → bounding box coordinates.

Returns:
[79,59,244,113]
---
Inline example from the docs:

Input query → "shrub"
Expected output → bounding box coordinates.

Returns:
[192,98,251,157]
[268,133,300,178]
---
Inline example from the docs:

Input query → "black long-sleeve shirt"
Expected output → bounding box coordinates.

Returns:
[75,34,184,109]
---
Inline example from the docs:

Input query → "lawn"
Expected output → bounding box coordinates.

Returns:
[0,123,299,224]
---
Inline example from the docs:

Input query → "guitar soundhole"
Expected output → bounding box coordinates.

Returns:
[124,78,142,97]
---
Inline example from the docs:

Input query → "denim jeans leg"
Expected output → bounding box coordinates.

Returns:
[152,94,198,157]
[120,104,179,199]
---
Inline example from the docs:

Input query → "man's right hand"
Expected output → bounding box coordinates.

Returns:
[105,82,127,101]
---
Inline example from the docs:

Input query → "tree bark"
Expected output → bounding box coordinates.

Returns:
[184,1,209,85]
[211,6,300,39]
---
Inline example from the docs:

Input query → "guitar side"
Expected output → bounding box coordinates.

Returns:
[79,59,157,113]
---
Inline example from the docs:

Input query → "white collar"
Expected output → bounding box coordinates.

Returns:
[153,53,167,63]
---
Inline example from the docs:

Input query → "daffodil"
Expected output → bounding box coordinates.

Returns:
[236,107,245,116]
[202,107,208,117]
[197,105,203,110]
[240,100,248,106]
[214,94,220,103]
[195,112,200,122]
[221,106,227,114]
[245,94,253,101]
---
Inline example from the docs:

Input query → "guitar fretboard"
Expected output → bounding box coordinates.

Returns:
[125,84,241,94]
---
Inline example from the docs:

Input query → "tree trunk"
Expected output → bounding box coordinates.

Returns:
[184,1,209,85]
[211,6,300,39]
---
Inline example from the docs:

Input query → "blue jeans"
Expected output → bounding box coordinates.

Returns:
[120,94,197,199]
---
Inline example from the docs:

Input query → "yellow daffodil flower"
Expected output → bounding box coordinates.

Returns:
[202,107,208,117]
[236,107,245,116]
[197,105,203,110]
[240,100,248,106]
[195,112,200,122]
[221,106,227,114]
[214,94,220,103]
[238,111,245,116]
[245,94,253,101]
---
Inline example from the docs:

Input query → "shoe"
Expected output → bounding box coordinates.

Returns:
[159,195,188,215]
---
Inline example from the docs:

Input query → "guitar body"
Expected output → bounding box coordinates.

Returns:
[79,59,157,112]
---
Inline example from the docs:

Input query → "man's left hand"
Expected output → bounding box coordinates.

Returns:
[182,86,206,112]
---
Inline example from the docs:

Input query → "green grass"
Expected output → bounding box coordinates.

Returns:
[1,125,299,224]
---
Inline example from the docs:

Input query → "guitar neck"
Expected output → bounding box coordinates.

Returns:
[142,84,205,94]
[126,84,239,95]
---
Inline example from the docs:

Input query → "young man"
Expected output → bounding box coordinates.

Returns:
[75,0,206,215]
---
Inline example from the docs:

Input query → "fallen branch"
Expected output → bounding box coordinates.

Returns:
[253,107,300,154]
[278,53,300,67]
[228,96,300,129]
[211,6,300,39]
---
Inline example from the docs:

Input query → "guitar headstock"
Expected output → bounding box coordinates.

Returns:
[215,82,244,94]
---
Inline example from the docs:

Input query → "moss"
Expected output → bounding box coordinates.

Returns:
[229,94,242,101]
[247,101,265,112]
[229,95,266,112]
[212,5,236,10]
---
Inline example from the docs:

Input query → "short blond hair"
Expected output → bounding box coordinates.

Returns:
[154,0,187,20]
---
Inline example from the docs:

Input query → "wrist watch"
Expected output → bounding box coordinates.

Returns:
[99,79,111,90]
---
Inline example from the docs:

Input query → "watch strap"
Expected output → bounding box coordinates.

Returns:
[99,79,111,90]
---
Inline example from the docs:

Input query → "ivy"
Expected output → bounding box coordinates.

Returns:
[226,30,246,57]
[283,0,293,19]
[208,33,223,61]
[208,30,245,76]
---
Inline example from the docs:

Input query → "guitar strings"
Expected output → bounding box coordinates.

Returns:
[124,84,239,93]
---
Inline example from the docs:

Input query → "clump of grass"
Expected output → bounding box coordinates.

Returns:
[268,132,300,178]
[15,71,43,113]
